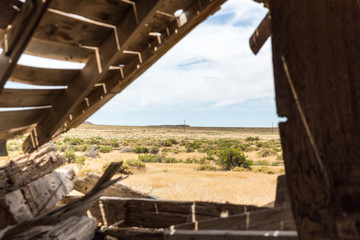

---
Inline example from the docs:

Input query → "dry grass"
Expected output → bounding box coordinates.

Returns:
[120,163,279,206]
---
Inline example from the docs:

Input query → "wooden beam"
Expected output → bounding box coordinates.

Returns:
[163,230,298,240]
[22,0,166,152]
[0,109,45,133]
[0,0,52,91]
[249,12,271,55]
[0,0,23,29]
[0,88,63,107]
[269,0,360,238]
[10,65,79,86]
[65,0,227,133]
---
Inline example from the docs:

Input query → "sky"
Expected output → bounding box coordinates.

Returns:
[5,0,280,127]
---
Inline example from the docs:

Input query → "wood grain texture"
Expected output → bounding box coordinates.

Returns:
[0,88,63,107]
[10,65,79,86]
[49,0,131,25]
[0,0,22,29]
[0,109,45,133]
[173,205,295,231]
[270,0,360,239]
[0,144,66,195]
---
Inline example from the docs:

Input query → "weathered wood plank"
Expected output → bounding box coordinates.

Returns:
[0,88,63,107]
[0,109,45,133]
[0,144,66,195]
[49,0,131,25]
[173,206,295,231]
[0,0,52,91]
[0,125,36,140]
[0,162,123,239]
[0,139,7,156]
[10,65,79,86]
[270,0,360,239]
[0,165,75,230]
[164,230,298,240]
[249,12,271,55]
[75,173,159,199]
[72,196,264,228]
[34,10,112,47]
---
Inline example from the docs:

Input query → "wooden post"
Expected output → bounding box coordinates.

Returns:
[0,139,7,156]
[270,0,360,239]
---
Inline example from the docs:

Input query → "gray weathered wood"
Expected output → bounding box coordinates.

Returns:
[0,143,66,195]
[0,109,45,134]
[75,173,159,199]
[274,175,290,207]
[164,230,298,240]
[173,205,295,231]
[0,165,75,230]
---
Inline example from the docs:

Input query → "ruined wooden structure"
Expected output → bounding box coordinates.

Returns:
[0,0,359,239]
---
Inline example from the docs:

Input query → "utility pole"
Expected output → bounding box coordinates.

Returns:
[184,120,186,133]
[272,122,274,134]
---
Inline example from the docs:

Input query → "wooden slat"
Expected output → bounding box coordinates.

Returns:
[0,125,36,140]
[0,0,52,91]
[67,0,227,132]
[24,37,93,63]
[67,196,263,228]
[34,11,113,47]
[173,206,296,231]
[0,88,63,107]
[274,175,290,207]
[49,0,131,25]
[99,227,164,240]
[0,0,22,29]
[164,230,298,240]
[10,65,79,86]
[249,12,271,55]
[0,109,45,132]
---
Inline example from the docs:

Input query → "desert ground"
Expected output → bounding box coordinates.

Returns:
[2,124,284,206]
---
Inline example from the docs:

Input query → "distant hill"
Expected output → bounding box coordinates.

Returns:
[83,121,94,125]
[147,125,191,128]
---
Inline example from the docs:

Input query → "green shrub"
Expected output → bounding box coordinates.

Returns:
[75,155,86,165]
[161,147,171,152]
[99,145,113,153]
[186,147,194,153]
[218,148,250,170]
[255,141,270,148]
[232,166,251,172]
[164,157,181,163]
[161,139,173,147]
[133,146,149,154]
[125,159,146,171]
[169,138,178,145]
[63,150,76,163]
[197,164,217,171]
[272,146,282,152]
[276,154,283,160]
[255,160,270,166]
[110,139,120,148]
[86,137,102,145]
[255,166,275,174]
[79,144,89,152]
[185,158,194,164]
[271,161,282,166]
[69,137,84,145]
[245,136,260,142]
[138,154,163,163]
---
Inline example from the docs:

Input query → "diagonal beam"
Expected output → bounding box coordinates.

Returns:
[61,0,228,134]
[22,0,164,152]
[0,0,52,91]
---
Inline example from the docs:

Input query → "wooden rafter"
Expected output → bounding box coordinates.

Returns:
[0,0,52,91]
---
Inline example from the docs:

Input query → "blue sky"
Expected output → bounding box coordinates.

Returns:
[6,0,279,127]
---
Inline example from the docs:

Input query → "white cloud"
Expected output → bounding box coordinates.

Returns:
[104,0,272,112]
